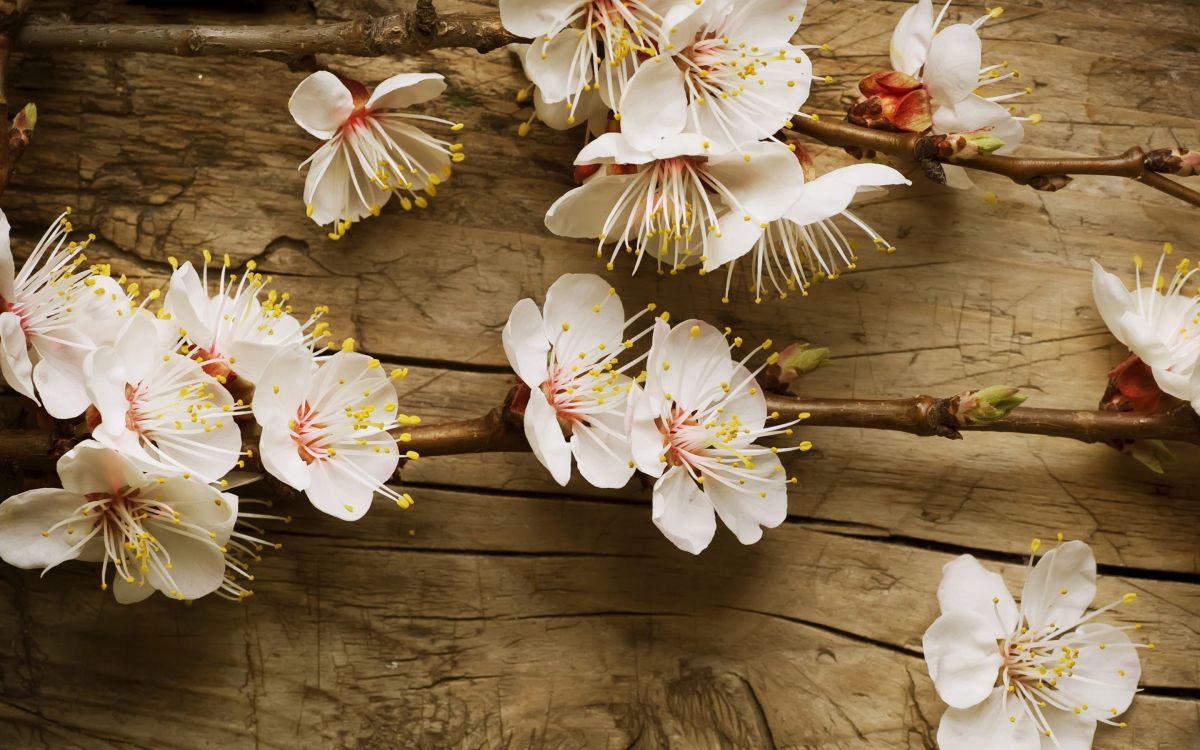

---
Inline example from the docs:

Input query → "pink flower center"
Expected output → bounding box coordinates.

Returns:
[292,402,327,464]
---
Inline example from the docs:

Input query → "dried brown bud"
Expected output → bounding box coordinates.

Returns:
[847,71,933,133]
[1144,147,1200,177]
[1028,174,1074,192]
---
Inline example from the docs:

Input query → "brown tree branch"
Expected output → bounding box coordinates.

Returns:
[787,117,1200,208]
[14,7,520,58]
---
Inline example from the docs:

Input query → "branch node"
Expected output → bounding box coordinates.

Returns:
[415,0,439,38]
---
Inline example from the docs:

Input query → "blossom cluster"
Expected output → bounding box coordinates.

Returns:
[1091,245,1200,417]
[504,273,805,554]
[503,0,1034,301]
[0,210,415,603]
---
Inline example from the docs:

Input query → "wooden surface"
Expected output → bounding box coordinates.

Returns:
[1,1,1198,748]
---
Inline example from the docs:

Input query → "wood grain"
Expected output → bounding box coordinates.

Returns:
[0,0,1197,747]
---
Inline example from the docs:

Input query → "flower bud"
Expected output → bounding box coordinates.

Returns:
[954,385,1027,425]
[1101,353,1164,413]
[848,71,932,133]
[763,342,831,394]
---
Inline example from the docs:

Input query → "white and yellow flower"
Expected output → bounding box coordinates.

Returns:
[0,441,250,603]
[0,209,128,418]
[502,274,653,487]
[289,71,464,235]
[924,538,1145,748]
[252,346,413,521]
[627,319,799,553]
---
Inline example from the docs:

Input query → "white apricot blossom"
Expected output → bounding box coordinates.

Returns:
[0,209,128,418]
[1091,249,1200,413]
[163,254,329,387]
[84,310,247,483]
[510,43,610,137]
[628,319,799,553]
[252,346,414,521]
[500,0,706,126]
[546,132,806,274]
[289,71,464,236]
[890,1,1032,188]
[707,162,910,302]
[619,0,815,152]
[924,538,1144,748]
[502,274,652,488]
[0,441,249,603]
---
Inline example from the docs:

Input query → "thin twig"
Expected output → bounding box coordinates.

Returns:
[787,117,1200,208]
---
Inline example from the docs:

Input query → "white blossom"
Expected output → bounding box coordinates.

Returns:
[546,132,805,274]
[502,274,653,487]
[1091,248,1200,413]
[252,346,414,521]
[84,310,247,483]
[889,0,1033,188]
[163,254,329,387]
[628,319,799,553]
[289,71,464,236]
[0,209,129,418]
[619,0,814,152]
[708,161,910,302]
[0,441,255,603]
[501,0,707,127]
[924,539,1145,748]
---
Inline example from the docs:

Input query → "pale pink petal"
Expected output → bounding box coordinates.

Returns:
[57,441,145,497]
[259,422,311,492]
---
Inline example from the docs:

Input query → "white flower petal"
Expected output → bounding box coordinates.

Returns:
[936,686,1040,750]
[289,71,354,139]
[936,554,1019,639]
[366,73,446,110]
[145,522,227,600]
[890,0,934,75]
[524,384,573,486]
[922,610,1004,709]
[524,33,587,104]
[83,347,131,438]
[499,0,582,38]
[306,448,398,522]
[163,262,215,344]
[924,24,983,106]
[647,319,734,407]
[0,208,12,301]
[1054,622,1141,719]
[652,467,717,554]
[620,57,689,150]
[545,174,638,238]
[112,575,156,604]
[942,163,976,190]
[702,210,765,272]
[253,346,314,426]
[0,488,87,569]
[543,273,625,363]
[32,347,91,420]
[1090,260,1134,347]
[575,132,653,165]
[259,422,311,492]
[705,452,787,545]
[503,297,551,388]
[723,0,807,47]
[56,441,145,499]
[571,408,635,489]
[0,311,35,403]
[705,141,806,222]
[785,163,909,227]
[1020,540,1096,631]
[627,384,667,478]
[1038,709,1096,750]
